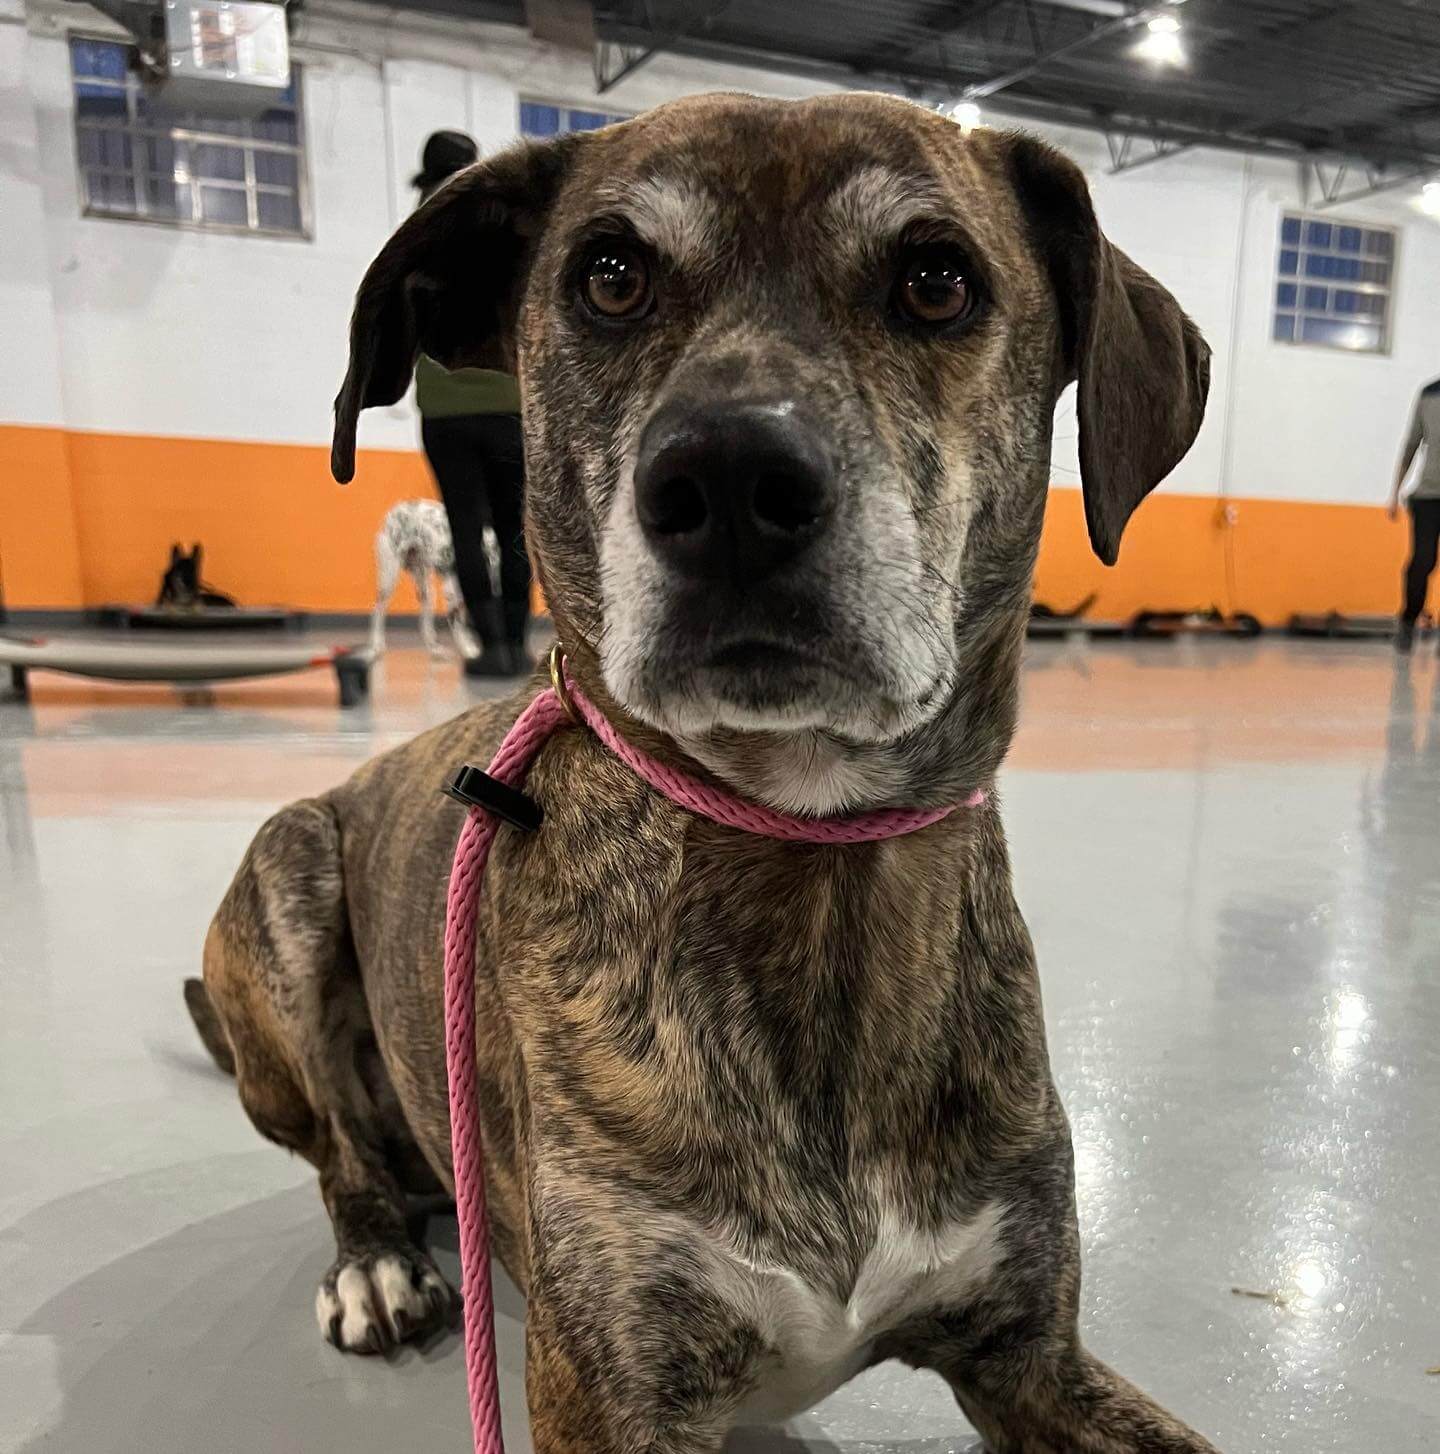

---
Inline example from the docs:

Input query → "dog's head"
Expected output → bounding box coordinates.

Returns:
[334,93,1208,811]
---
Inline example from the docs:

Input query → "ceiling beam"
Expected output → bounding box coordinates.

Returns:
[959,0,1167,103]
[1102,4,1440,178]
[591,9,1440,176]
[593,0,732,93]
[1105,129,1188,173]
[1038,0,1128,15]
[1308,158,1440,209]
[594,36,662,90]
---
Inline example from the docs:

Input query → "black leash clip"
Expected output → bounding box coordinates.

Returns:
[443,764,543,833]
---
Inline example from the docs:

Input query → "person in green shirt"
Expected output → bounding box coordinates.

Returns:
[412,131,531,677]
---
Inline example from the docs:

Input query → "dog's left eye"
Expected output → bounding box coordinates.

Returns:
[581,243,653,320]
[894,245,976,327]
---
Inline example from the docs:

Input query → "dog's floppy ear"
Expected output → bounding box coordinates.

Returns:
[331,135,579,483]
[1003,135,1211,564]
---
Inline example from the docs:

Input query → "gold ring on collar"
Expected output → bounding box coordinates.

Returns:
[548,642,579,724]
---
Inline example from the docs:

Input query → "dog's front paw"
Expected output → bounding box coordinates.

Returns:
[315,1249,458,1355]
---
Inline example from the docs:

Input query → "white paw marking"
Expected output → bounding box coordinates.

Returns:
[336,1264,380,1350]
[373,1254,433,1327]
[317,1253,456,1354]
[315,1280,341,1338]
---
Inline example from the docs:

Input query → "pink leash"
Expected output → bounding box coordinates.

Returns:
[442,649,984,1452]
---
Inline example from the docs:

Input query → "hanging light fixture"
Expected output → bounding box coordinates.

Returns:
[951,100,983,132]
[1135,8,1185,65]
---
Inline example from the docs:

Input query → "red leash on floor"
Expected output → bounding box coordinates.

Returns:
[442,647,984,1452]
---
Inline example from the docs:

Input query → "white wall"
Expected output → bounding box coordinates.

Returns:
[1,0,68,429]
[1225,158,1440,506]
[7,0,1440,505]
[1043,127,1250,499]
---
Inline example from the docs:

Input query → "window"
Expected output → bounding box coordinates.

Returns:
[1273,212,1395,354]
[69,35,309,238]
[519,99,628,138]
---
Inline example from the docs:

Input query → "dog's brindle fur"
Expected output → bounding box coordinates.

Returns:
[189,94,1218,1450]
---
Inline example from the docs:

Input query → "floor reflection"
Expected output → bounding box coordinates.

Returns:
[3,639,1438,1452]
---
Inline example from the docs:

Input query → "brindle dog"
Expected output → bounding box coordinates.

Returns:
[186,93,1218,1452]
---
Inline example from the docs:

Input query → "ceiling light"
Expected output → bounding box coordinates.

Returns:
[952,100,982,131]
[1422,181,1440,217]
[1135,12,1185,65]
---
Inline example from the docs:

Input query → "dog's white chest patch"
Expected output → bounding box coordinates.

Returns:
[710,1201,1007,1423]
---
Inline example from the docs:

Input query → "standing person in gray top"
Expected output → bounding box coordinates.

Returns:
[1388,377,1440,653]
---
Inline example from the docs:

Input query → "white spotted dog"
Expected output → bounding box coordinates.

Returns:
[368,499,478,658]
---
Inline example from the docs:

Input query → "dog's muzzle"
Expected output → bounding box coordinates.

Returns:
[633,398,837,589]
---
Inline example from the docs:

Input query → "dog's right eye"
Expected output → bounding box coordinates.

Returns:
[581,243,653,321]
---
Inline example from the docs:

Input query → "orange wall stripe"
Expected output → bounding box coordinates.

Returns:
[0,425,86,609]
[1032,489,1414,624]
[62,428,437,611]
[0,423,1418,623]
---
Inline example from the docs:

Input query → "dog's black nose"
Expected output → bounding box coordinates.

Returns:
[634,400,837,584]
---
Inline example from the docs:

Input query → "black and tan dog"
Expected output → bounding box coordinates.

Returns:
[185,93,1218,1452]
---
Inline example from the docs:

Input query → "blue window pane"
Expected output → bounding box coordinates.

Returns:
[1304,220,1333,248]
[1303,285,1328,310]
[1273,314,1296,343]
[76,89,128,120]
[142,134,175,173]
[199,185,247,225]
[191,142,246,181]
[1361,259,1392,286]
[145,174,180,218]
[565,109,611,132]
[253,149,297,188]
[1335,256,1361,281]
[1364,230,1394,258]
[1281,215,1302,245]
[1279,249,1299,276]
[1337,226,1363,253]
[1301,316,1380,350]
[1276,282,1298,309]
[90,170,136,210]
[82,128,132,170]
[519,102,560,136]
[1333,290,1360,314]
[1304,253,1329,277]
[254,113,299,145]
[257,189,301,232]
[70,37,128,81]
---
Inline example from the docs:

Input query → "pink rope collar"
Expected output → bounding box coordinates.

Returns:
[442,656,984,1452]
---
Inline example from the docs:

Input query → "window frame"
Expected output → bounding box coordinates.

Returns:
[68,32,313,242]
[1271,209,1398,357]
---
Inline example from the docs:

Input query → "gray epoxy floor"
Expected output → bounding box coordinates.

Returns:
[2,637,1438,1453]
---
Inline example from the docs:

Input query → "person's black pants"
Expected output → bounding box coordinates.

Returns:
[421,413,530,646]
[1403,498,1440,627]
